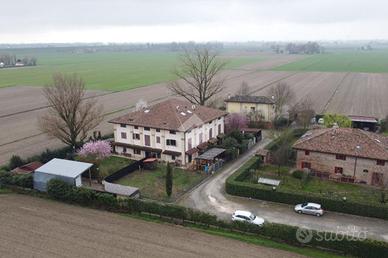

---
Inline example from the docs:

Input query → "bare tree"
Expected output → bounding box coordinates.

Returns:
[168,48,227,105]
[289,96,315,129]
[236,81,250,96]
[39,73,103,150]
[269,82,295,119]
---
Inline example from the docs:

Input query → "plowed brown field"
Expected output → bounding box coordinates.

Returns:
[1,56,388,164]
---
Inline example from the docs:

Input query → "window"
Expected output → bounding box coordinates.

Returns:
[166,139,177,146]
[120,124,126,128]
[134,126,138,129]
[377,160,385,166]
[218,124,222,134]
[336,154,346,160]
[250,107,256,112]
[305,150,310,156]
[144,127,150,131]
[334,167,343,174]
[156,136,161,144]
[156,128,160,132]
[188,138,192,150]
[363,169,369,173]
[121,132,127,139]
[171,155,176,160]
[122,147,127,153]
[133,133,140,140]
[144,135,150,146]
[209,128,213,139]
[169,130,176,134]
[134,149,141,155]
[301,162,311,169]
[199,132,203,144]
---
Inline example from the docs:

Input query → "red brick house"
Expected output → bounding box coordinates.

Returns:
[293,128,388,186]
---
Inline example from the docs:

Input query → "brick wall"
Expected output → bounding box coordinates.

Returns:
[296,150,388,185]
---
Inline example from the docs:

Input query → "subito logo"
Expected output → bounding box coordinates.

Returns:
[296,227,313,244]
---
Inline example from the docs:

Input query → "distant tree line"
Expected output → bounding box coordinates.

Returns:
[271,42,323,55]
[61,42,224,54]
[0,53,37,67]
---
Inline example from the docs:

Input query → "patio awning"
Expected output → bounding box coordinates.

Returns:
[112,142,162,153]
[162,150,182,156]
[196,148,226,161]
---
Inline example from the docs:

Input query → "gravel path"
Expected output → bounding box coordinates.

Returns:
[178,133,388,242]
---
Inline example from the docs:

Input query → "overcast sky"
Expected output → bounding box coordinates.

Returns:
[1,0,387,43]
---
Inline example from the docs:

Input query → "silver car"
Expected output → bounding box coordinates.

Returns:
[232,210,265,226]
[294,202,324,217]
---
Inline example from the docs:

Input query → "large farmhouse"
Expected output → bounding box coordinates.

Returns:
[293,128,388,186]
[109,99,227,165]
[225,95,275,122]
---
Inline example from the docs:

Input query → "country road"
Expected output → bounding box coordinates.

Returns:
[0,194,305,258]
[178,134,388,242]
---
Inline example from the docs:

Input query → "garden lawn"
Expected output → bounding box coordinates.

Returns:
[98,156,134,178]
[245,164,388,206]
[115,163,207,201]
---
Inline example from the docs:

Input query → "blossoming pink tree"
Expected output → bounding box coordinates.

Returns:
[78,140,112,160]
[225,113,248,133]
[78,140,112,183]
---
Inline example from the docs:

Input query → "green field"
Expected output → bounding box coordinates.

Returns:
[273,50,388,73]
[0,48,264,91]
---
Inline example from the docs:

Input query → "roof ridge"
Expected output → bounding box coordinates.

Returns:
[358,129,388,153]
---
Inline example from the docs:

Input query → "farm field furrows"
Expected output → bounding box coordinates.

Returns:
[325,73,388,118]
[273,50,388,73]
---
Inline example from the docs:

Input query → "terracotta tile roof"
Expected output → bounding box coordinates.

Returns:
[293,128,388,161]
[11,161,43,175]
[109,99,227,132]
[225,95,274,104]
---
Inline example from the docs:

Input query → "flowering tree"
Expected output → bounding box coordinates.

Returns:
[225,113,248,133]
[78,140,112,160]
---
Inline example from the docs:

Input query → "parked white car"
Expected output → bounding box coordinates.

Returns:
[318,118,324,124]
[232,210,265,226]
[294,202,324,217]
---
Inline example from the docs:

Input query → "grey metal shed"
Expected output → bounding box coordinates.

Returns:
[33,158,93,192]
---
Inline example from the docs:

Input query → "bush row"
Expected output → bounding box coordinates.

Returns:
[226,158,388,220]
[0,170,33,188]
[46,179,388,258]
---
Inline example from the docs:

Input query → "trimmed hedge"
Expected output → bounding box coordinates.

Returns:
[226,158,388,220]
[0,170,33,188]
[45,179,388,258]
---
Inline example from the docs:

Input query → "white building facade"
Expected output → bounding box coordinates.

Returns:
[110,99,227,165]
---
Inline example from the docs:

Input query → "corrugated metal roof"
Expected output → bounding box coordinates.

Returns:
[35,158,93,178]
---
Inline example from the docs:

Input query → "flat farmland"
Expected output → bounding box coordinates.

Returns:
[0,48,267,91]
[2,50,388,165]
[273,50,388,73]
[0,194,303,258]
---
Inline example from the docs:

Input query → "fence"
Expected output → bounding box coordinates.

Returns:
[102,157,146,197]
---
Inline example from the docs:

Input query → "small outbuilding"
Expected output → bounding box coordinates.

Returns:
[33,158,93,192]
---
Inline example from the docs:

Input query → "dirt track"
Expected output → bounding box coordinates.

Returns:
[0,194,304,258]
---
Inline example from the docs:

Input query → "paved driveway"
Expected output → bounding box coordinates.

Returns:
[178,135,388,242]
